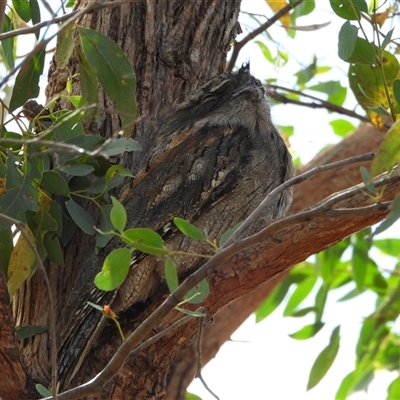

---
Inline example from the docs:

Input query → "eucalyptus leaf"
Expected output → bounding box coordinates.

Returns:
[307,326,341,391]
[94,248,132,291]
[65,199,95,235]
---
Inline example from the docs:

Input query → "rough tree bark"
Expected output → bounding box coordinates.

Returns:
[5,1,397,400]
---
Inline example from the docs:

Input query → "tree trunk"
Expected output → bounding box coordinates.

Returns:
[16,0,243,398]
[9,1,397,400]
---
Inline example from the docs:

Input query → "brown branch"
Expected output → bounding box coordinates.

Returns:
[229,152,376,242]
[46,162,400,400]
[226,0,304,71]
[268,84,371,124]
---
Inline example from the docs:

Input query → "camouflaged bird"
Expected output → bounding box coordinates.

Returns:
[58,63,294,383]
[114,63,294,309]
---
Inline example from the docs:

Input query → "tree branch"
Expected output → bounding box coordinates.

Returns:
[268,84,371,124]
[45,159,400,400]
[226,0,304,71]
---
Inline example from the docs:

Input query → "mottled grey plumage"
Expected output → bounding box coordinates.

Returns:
[115,64,294,309]
[59,64,294,383]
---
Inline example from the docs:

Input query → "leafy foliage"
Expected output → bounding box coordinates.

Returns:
[0,15,140,295]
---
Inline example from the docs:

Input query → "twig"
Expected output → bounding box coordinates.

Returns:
[0,0,142,90]
[268,84,371,124]
[130,308,205,357]
[194,314,220,400]
[226,0,304,71]
[0,0,140,41]
[44,159,399,400]
[0,214,58,400]
[227,152,376,244]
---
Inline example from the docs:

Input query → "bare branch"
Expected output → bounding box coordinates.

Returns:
[226,0,304,71]
[268,84,371,124]
[229,152,376,243]
[130,308,204,357]
[0,0,141,41]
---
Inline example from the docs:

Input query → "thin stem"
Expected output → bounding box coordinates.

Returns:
[226,0,304,71]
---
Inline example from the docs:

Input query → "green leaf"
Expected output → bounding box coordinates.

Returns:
[345,37,376,64]
[7,226,36,296]
[330,0,367,20]
[122,228,169,255]
[12,0,31,22]
[387,376,400,400]
[86,165,132,195]
[283,275,318,316]
[317,237,350,284]
[352,233,369,291]
[60,161,94,176]
[102,138,142,156]
[1,15,15,69]
[292,0,315,18]
[382,27,395,50]
[78,27,136,132]
[95,204,114,250]
[35,384,52,397]
[338,21,358,60]
[185,391,203,400]
[0,154,39,227]
[290,307,316,318]
[307,325,341,391]
[16,325,47,340]
[219,222,241,247]
[360,166,376,194]
[110,196,126,232]
[315,285,328,322]
[289,322,324,340]
[43,234,64,266]
[329,119,356,137]
[65,199,95,235]
[373,195,400,236]
[94,248,132,291]
[29,0,41,28]
[173,217,206,241]
[308,81,347,106]
[336,371,356,400]
[393,79,400,108]
[295,58,317,87]
[338,287,361,301]
[77,47,99,126]
[373,239,400,257]
[349,50,399,128]
[9,49,45,112]
[255,280,292,322]
[184,279,209,304]
[41,170,69,196]
[255,40,274,63]
[165,258,179,293]
[55,24,75,69]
